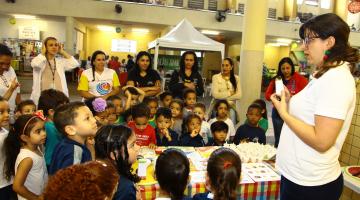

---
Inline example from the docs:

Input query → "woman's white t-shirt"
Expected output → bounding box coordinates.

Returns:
[276,63,356,186]
[15,148,48,200]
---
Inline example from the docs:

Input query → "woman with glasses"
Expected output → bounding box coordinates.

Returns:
[265,57,308,147]
[210,58,242,124]
[271,13,359,200]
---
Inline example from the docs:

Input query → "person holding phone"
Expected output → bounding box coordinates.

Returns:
[30,37,79,105]
[265,57,308,147]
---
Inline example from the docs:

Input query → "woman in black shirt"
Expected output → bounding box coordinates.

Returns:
[169,51,204,99]
[126,51,161,97]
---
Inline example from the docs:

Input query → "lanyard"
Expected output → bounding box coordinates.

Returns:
[0,75,9,88]
[46,58,57,82]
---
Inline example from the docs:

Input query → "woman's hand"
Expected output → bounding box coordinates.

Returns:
[184,82,195,89]
[10,78,20,90]
[270,87,291,117]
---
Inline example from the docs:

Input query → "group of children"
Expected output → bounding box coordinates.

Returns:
[0,86,269,200]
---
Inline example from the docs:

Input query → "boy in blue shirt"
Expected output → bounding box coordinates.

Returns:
[155,107,179,146]
[49,101,97,175]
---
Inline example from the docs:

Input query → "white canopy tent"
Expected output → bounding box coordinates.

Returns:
[148,19,225,70]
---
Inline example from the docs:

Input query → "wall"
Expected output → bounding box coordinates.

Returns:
[263,45,290,69]
[0,16,66,42]
[339,85,360,200]
[202,51,222,81]
[86,29,159,60]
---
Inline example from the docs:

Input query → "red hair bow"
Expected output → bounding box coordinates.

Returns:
[223,161,232,169]
[34,110,46,121]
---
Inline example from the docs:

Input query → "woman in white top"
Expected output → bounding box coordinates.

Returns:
[211,58,242,124]
[270,13,359,200]
[77,50,120,100]
[30,37,79,105]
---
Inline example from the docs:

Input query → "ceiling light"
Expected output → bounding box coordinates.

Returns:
[201,30,220,35]
[13,14,36,20]
[132,28,149,33]
[97,25,114,32]
[276,38,293,44]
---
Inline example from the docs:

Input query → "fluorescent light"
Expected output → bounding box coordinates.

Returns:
[267,43,290,47]
[13,14,36,20]
[97,25,114,32]
[132,28,149,33]
[276,38,293,44]
[201,30,220,35]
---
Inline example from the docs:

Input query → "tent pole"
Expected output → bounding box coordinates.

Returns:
[154,45,159,70]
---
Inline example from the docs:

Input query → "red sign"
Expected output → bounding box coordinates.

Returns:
[349,0,360,14]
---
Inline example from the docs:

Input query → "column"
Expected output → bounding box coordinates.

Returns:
[65,16,75,55]
[334,0,349,21]
[237,0,268,122]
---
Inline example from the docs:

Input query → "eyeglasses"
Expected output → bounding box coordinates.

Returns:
[301,37,319,47]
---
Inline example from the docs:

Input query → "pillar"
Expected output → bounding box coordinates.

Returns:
[334,0,349,21]
[237,0,268,122]
[65,16,75,55]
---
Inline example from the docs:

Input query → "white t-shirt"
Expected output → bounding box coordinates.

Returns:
[0,128,12,188]
[15,148,48,200]
[0,67,20,123]
[208,117,236,140]
[276,63,356,186]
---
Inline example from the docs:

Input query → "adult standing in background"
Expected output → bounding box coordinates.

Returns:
[126,51,161,97]
[265,57,308,147]
[271,13,359,200]
[126,54,135,72]
[0,44,21,123]
[211,58,242,124]
[30,37,79,104]
[169,51,204,99]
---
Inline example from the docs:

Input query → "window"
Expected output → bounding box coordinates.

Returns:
[238,3,245,14]
[111,39,137,53]
[188,0,204,9]
[173,0,183,7]
[208,0,217,11]
[268,8,277,19]
[320,0,331,9]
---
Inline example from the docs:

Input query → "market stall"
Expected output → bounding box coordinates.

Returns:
[134,143,280,200]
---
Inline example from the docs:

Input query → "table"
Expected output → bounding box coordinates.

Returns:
[135,147,280,200]
[343,166,360,194]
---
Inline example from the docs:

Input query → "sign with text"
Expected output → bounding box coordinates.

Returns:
[18,26,40,40]
[111,39,137,53]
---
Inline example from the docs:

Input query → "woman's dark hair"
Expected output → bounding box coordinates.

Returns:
[182,114,201,135]
[3,115,43,181]
[94,125,140,183]
[179,51,199,73]
[90,50,106,81]
[276,57,295,83]
[207,148,241,200]
[0,43,13,57]
[223,58,237,91]
[214,99,230,115]
[252,99,267,119]
[299,13,360,78]
[133,51,153,74]
[155,148,190,200]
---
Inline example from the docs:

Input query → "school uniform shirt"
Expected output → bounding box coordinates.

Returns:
[0,128,12,189]
[148,116,156,128]
[193,192,214,200]
[31,54,79,105]
[208,118,236,141]
[155,128,179,146]
[233,124,266,145]
[0,67,20,123]
[128,121,156,146]
[44,121,63,166]
[169,70,204,99]
[77,67,120,97]
[172,118,183,138]
[182,107,193,119]
[244,117,269,133]
[206,138,225,146]
[127,68,160,88]
[276,63,356,186]
[49,137,92,175]
[180,133,205,147]
[15,149,48,200]
[113,176,136,200]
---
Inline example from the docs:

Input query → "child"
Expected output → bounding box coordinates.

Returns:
[49,101,97,175]
[15,99,36,117]
[159,91,173,108]
[127,103,156,148]
[155,107,179,146]
[42,161,119,200]
[123,85,145,110]
[155,148,191,200]
[107,95,125,124]
[0,97,14,199]
[207,121,228,146]
[37,89,70,168]
[121,108,133,124]
[85,97,108,126]
[193,148,241,200]
[193,102,211,144]
[252,99,268,132]
[95,125,141,200]
[208,100,236,142]
[143,96,159,128]
[183,88,197,118]
[180,114,205,147]
[106,101,117,125]
[3,114,48,200]
[234,103,266,145]
[170,99,184,137]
